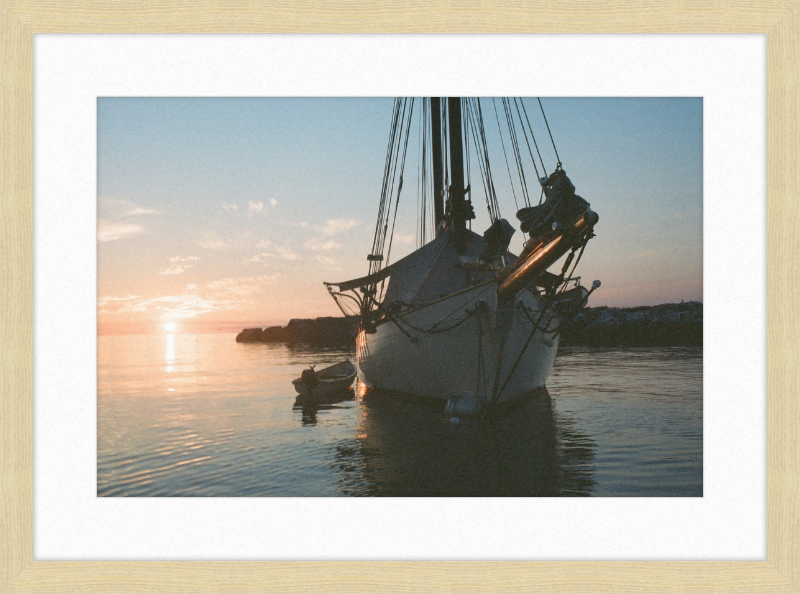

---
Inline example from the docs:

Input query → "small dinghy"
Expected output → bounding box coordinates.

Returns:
[292,359,356,399]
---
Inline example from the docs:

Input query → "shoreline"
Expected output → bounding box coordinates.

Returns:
[236,301,702,347]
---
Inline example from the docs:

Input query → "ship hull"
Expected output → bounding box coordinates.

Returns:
[355,283,561,404]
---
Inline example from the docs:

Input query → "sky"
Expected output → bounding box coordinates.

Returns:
[97,97,702,334]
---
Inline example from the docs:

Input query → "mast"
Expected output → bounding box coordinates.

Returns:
[447,97,471,250]
[430,98,445,233]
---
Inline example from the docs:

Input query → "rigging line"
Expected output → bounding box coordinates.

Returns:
[377,97,409,261]
[488,302,555,410]
[390,284,497,335]
[537,97,561,166]
[475,99,501,221]
[374,98,405,267]
[375,98,409,303]
[492,97,520,212]
[464,98,471,209]
[519,98,547,178]
[503,97,530,206]
[475,99,499,221]
[375,97,410,304]
[370,98,402,268]
[422,98,428,247]
[560,235,590,294]
[464,100,489,221]
[520,101,548,181]
[503,97,531,207]
[512,97,542,181]
[427,104,435,241]
[465,100,490,220]
[417,98,425,249]
[393,281,497,329]
[442,100,449,189]
[423,99,433,244]
[467,99,498,223]
[422,98,430,246]
[384,97,416,269]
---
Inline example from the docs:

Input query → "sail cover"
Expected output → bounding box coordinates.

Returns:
[326,266,392,292]
[381,229,513,307]
[328,227,516,307]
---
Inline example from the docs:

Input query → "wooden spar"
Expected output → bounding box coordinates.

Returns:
[447,97,467,249]
[430,98,444,233]
[497,209,599,300]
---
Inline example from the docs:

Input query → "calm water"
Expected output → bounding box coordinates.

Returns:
[97,334,702,497]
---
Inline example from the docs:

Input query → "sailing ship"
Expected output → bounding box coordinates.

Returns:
[325,98,600,413]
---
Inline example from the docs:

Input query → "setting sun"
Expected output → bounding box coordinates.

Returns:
[165,322,176,332]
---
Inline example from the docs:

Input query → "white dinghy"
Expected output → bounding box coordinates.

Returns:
[292,359,357,399]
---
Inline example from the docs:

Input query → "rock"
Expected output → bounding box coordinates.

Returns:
[236,316,358,346]
[560,301,702,347]
[236,303,702,347]
[235,327,263,343]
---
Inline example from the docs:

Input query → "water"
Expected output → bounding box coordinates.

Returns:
[97,334,702,497]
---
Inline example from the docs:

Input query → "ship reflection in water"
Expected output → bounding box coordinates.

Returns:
[97,335,702,497]
[336,387,596,497]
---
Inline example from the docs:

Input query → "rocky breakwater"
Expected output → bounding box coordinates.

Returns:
[236,316,358,346]
[236,302,702,347]
[560,301,702,347]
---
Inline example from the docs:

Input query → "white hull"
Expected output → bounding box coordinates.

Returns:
[356,283,560,404]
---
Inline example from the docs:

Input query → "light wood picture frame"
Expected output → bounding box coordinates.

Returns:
[1,1,797,592]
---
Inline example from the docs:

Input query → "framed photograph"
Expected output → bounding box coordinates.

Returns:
[2,2,797,592]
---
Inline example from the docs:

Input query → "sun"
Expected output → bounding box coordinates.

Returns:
[165,322,177,332]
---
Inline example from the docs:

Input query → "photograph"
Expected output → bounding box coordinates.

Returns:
[97,96,703,497]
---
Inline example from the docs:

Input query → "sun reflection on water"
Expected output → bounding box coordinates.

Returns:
[165,333,175,373]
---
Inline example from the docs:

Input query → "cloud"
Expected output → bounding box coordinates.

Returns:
[98,294,139,307]
[281,220,308,229]
[160,265,191,275]
[98,275,282,320]
[222,204,239,212]
[248,200,264,213]
[169,256,199,263]
[315,255,340,268]
[270,198,278,207]
[206,274,281,297]
[306,238,341,251]
[196,231,230,251]
[97,220,144,243]
[318,218,360,236]
[272,246,299,260]
[99,198,160,217]
[252,240,299,261]
[126,207,159,216]
[247,246,299,263]
[98,293,231,318]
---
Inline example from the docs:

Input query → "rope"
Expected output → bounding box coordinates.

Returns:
[513,98,542,181]
[382,282,496,336]
[384,98,416,268]
[473,98,501,222]
[369,98,402,275]
[484,298,557,414]
[518,98,547,179]
[492,98,520,212]
[559,235,590,294]
[537,97,561,167]
[465,99,500,223]
[502,97,531,207]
